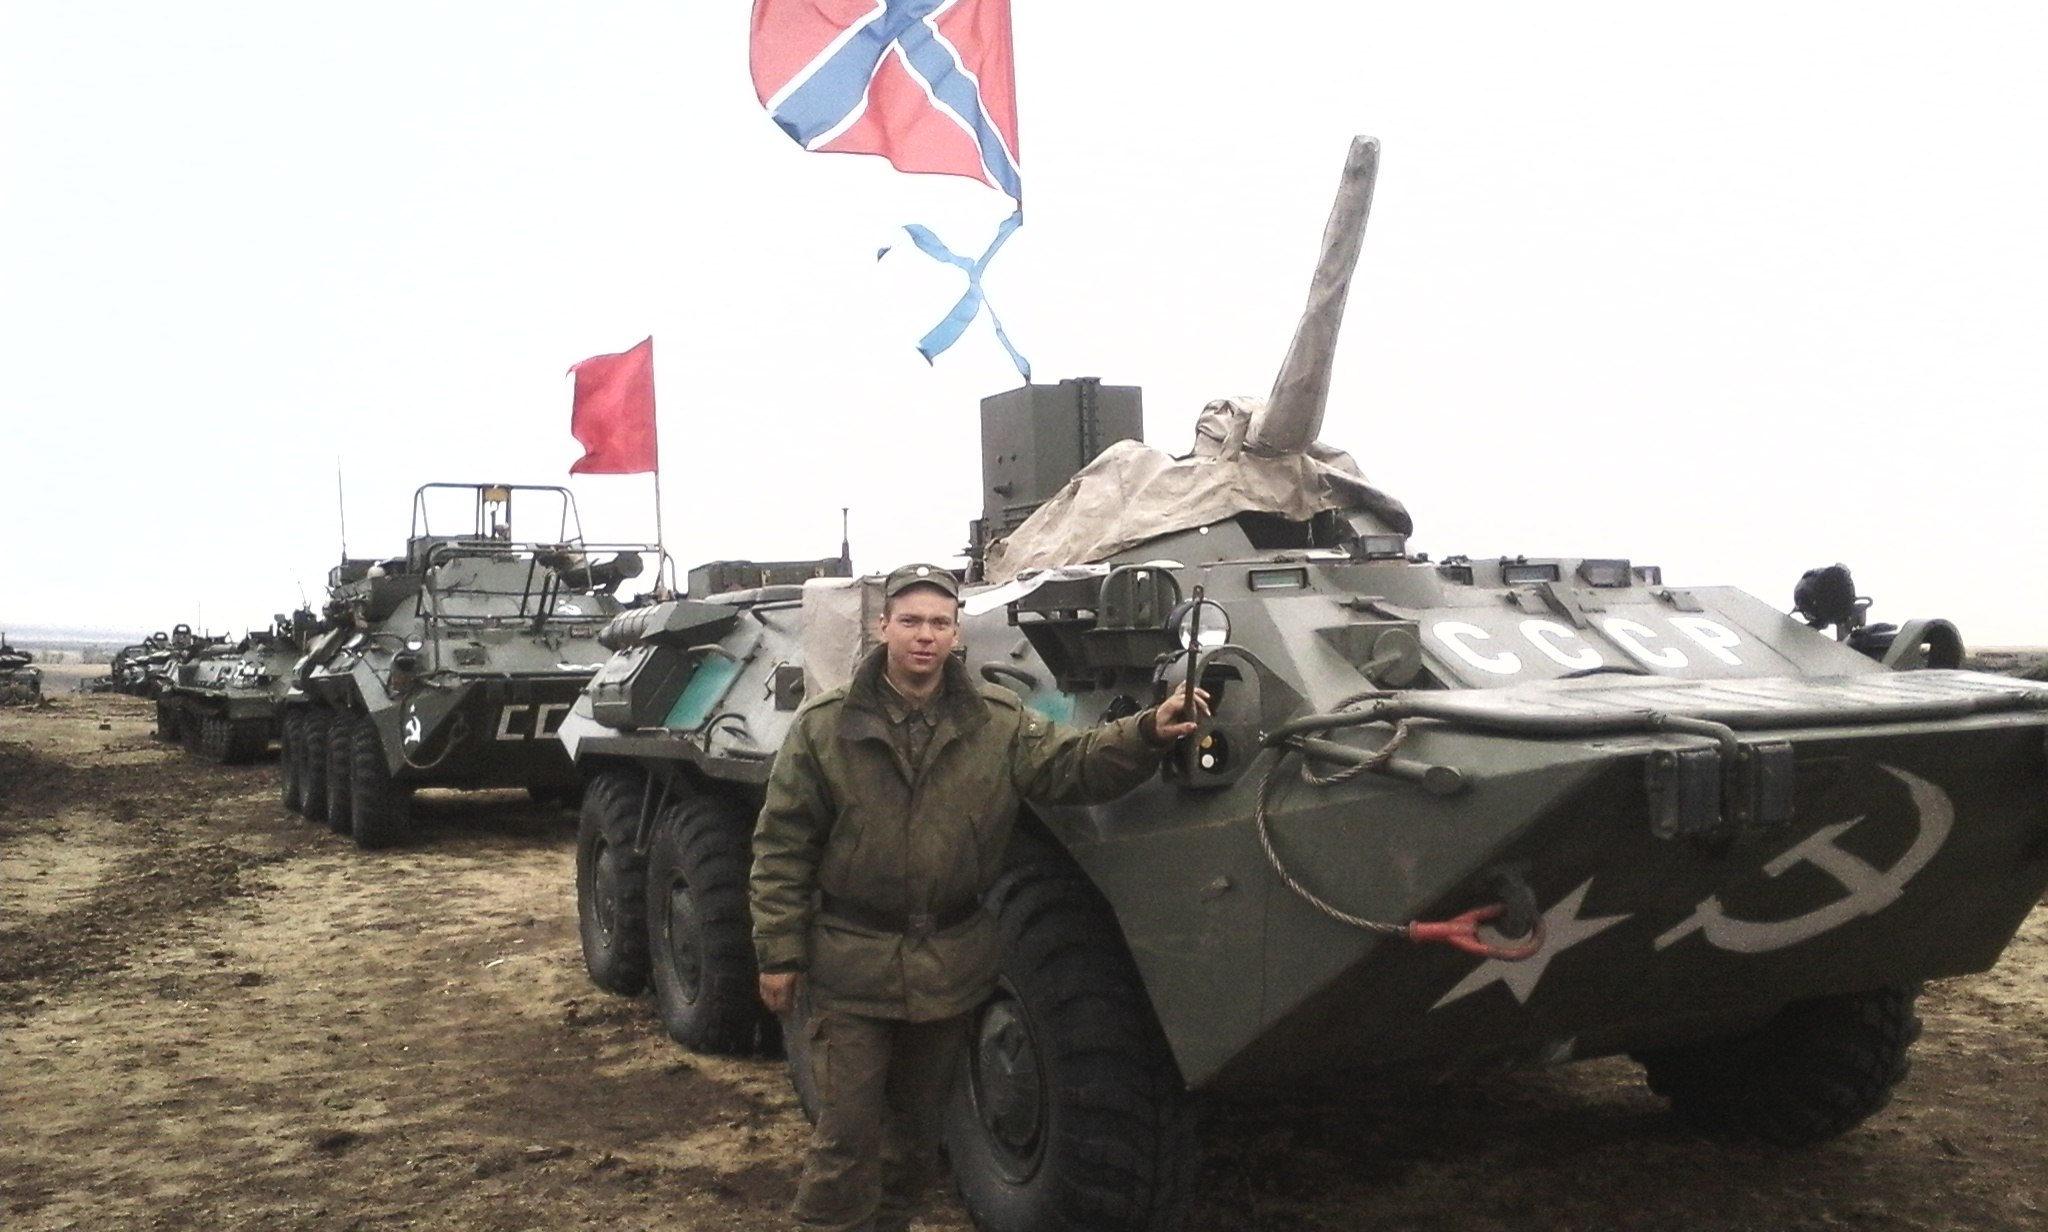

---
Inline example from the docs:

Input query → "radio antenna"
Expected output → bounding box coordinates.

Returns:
[336,459,349,558]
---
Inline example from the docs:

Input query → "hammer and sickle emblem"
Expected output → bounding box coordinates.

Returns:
[403,713,423,749]
[1654,765,1952,954]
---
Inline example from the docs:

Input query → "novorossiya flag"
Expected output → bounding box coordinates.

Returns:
[750,0,1029,377]
[750,0,1020,200]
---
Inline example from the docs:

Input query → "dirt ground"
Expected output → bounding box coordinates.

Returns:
[3,668,2044,1232]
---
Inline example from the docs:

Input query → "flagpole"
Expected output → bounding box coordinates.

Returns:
[652,467,671,598]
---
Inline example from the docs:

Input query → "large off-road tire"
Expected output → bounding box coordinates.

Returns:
[348,718,412,849]
[154,699,179,742]
[279,710,305,813]
[324,712,356,836]
[1634,985,1923,1146]
[225,718,269,765]
[299,710,331,823]
[181,710,206,756]
[576,768,652,996]
[200,715,234,764]
[645,793,763,1054]
[942,867,1195,1232]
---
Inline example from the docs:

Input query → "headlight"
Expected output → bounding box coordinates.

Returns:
[1169,599,1230,650]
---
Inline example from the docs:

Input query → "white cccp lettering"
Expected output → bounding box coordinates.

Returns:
[1434,621,1521,674]
[1519,619,1604,670]
[1600,618,1689,669]
[1668,616,1745,666]
[498,703,572,740]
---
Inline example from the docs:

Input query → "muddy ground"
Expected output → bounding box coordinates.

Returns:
[2,670,2043,1232]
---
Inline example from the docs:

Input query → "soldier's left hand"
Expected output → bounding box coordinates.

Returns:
[1151,687,1211,743]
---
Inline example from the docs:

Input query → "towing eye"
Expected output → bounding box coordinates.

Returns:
[1408,904,1545,961]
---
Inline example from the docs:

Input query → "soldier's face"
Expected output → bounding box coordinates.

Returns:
[879,587,959,687]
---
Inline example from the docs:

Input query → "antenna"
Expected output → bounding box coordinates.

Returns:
[336,458,349,558]
[840,507,852,573]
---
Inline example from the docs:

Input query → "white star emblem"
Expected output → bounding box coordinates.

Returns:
[1431,879,1630,1010]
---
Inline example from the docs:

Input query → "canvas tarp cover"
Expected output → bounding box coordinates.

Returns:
[983,396,1410,584]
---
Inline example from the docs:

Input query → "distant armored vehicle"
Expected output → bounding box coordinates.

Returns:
[0,635,41,706]
[107,631,178,697]
[155,614,312,762]
[279,483,660,849]
[558,139,2048,1231]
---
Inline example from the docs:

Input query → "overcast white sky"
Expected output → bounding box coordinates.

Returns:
[3,3,2044,646]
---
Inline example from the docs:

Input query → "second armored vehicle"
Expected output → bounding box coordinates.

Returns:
[279,482,659,849]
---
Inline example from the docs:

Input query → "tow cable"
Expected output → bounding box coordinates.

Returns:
[1255,727,1547,962]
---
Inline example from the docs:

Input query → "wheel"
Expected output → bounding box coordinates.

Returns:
[154,699,178,741]
[181,711,206,755]
[201,715,233,764]
[324,712,355,835]
[941,867,1194,1232]
[348,717,412,849]
[1634,985,1923,1146]
[226,719,269,764]
[300,710,331,823]
[645,793,764,1054]
[576,768,653,995]
[279,710,305,813]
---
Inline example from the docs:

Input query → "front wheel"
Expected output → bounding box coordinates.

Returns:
[1634,984,1923,1146]
[645,793,764,1055]
[348,718,412,849]
[942,867,1194,1232]
[576,768,651,995]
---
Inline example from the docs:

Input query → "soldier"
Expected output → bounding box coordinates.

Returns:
[750,562,1206,1232]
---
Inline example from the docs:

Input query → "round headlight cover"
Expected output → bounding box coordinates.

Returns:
[1169,599,1230,650]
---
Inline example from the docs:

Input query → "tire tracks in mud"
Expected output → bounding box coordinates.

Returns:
[0,737,312,1009]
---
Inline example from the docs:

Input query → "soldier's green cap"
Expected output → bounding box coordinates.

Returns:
[882,563,960,599]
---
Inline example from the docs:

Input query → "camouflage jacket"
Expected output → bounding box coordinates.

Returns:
[749,646,1165,1021]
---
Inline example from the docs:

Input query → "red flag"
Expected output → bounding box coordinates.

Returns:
[567,337,658,475]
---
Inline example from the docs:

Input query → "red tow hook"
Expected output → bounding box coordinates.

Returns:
[1407,904,1545,961]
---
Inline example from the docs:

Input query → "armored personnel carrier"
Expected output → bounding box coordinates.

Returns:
[155,614,312,762]
[279,483,660,849]
[107,631,178,697]
[558,139,2048,1231]
[0,635,41,706]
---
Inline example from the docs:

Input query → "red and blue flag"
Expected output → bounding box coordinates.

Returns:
[750,0,1022,202]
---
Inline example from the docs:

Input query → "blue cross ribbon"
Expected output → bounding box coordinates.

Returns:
[881,207,1031,381]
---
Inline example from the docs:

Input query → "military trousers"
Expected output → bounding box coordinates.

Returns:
[792,1008,970,1232]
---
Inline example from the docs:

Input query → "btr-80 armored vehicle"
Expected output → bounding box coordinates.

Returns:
[155,614,313,762]
[558,139,2048,1231]
[107,631,179,697]
[279,483,659,849]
